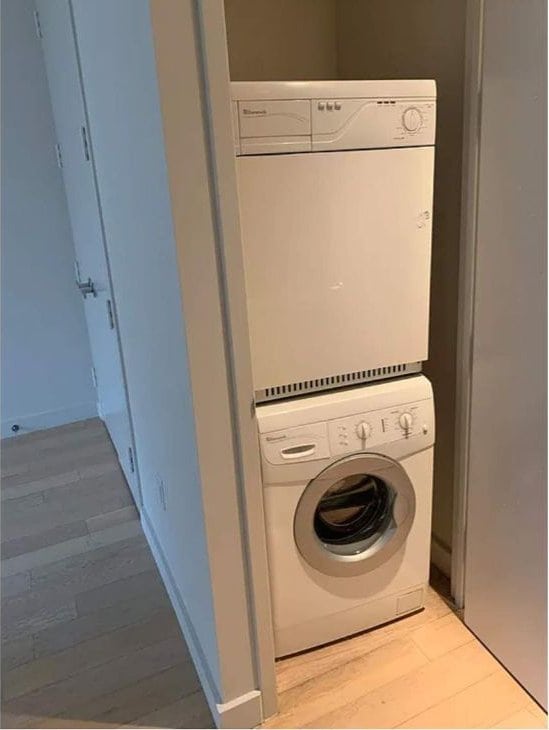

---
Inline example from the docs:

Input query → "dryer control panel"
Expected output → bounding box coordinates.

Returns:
[311,99,435,152]
[234,98,436,155]
[232,80,436,156]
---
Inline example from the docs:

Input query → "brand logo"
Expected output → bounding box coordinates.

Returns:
[242,108,267,116]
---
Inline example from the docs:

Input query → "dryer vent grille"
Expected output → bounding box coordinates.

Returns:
[256,362,422,403]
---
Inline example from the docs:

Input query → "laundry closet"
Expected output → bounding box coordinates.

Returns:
[218,0,546,714]
[223,0,465,587]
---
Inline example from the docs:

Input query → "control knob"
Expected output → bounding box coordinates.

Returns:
[356,422,371,440]
[402,107,422,132]
[399,412,413,433]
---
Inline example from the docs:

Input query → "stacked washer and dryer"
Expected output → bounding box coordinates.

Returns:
[232,80,437,657]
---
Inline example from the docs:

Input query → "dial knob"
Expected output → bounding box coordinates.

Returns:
[399,412,413,432]
[356,421,371,440]
[402,107,422,132]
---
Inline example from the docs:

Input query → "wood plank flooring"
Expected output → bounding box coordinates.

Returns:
[1,419,213,729]
[2,419,546,729]
[265,574,547,729]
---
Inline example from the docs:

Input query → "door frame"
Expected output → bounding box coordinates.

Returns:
[451,0,484,609]
[153,1,279,721]
[195,4,278,716]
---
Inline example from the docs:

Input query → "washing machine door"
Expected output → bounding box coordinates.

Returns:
[294,453,416,577]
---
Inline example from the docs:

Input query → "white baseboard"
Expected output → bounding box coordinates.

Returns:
[140,508,263,729]
[431,535,452,577]
[1,401,98,439]
[216,690,262,729]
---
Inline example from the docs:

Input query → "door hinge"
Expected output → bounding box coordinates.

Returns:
[91,366,98,389]
[55,143,63,169]
[77,277,97,298]
[33,10,43,39]
[81,125,91,161]
[106,299,115,330]
[128,446,135,474]
[75,260,97,299]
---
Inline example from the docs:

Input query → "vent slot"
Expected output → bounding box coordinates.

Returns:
[256,362,422,403]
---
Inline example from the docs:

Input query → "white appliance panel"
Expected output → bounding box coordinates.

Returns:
[233,95,435,155]
[238,99,311,138]
[237,147,434,391]
[312,98,435,151]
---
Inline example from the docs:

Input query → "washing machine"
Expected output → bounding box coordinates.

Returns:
[257,375,435,657]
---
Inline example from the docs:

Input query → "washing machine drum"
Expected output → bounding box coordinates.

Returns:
[294,453,416,577]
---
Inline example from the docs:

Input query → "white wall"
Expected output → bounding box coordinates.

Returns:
[70,2,258,724]
[69,0,217,689]
[224,0,337,80]
[335,0,467,565]
[1,0,96,438]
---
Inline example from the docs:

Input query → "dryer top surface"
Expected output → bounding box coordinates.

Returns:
[231,79,436,101]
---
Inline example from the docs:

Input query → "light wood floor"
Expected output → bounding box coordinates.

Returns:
[1,419,213,729]
[265,578,547,729]
[2,419,546,730]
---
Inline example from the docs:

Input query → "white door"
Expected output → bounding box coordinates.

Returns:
[35,0,140,505]
[463,0,546,708]
[237,147,434,393]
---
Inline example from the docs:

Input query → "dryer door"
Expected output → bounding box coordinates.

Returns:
[294,453,416,577]
[237,146,434,393]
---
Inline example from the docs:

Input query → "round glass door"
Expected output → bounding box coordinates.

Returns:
[294,454,416,577]
[314,474,394,555]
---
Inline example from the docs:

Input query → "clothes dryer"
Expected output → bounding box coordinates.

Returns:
[232,80,436,402]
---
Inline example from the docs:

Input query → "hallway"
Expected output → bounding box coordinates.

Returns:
[1,419,212,729]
